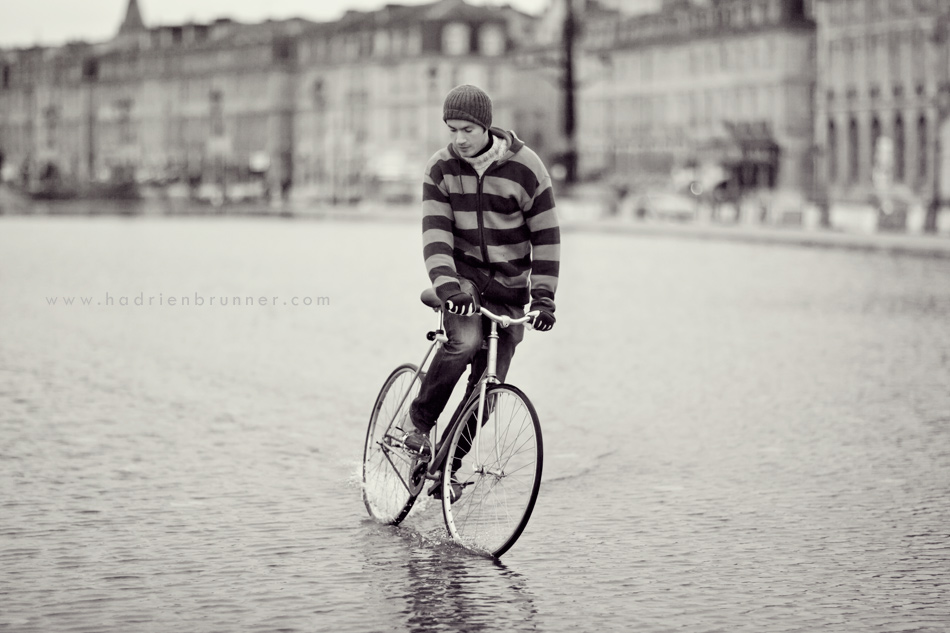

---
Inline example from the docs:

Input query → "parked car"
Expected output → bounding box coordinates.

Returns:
[633,191,698,222]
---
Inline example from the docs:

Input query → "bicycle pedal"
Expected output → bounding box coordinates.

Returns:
[427,478,463,503]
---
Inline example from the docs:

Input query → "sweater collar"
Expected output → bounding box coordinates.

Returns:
[460,134,509,176]
[448,127,522,163]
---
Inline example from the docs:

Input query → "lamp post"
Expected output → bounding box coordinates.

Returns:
[930,83,950,233]
[928,13,950,233]
[561,0,578,185]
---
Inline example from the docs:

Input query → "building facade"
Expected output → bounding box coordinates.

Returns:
[7,0,948,231]
[0,44,92,187]
[0,3,309,199]
[814,0,950,230]
[290,0,537,204]
[0,0,541,204]
[576,0,816,206]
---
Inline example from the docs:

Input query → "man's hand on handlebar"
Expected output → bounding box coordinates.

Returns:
[526,309,555,332]
[444,292,476,316]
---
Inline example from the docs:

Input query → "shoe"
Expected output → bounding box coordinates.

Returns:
[400,420,432,458]
[428,475,463,503]
[403,431,431,457]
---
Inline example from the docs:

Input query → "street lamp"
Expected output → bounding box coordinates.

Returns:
[929,12,950,233]
[561,0,578,185]
[931,82,950,233]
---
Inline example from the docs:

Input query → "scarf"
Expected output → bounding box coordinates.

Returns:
[460,135,510,177]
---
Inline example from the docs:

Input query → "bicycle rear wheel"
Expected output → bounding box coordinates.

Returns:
[362,363,425,525]
[441,384,543,557]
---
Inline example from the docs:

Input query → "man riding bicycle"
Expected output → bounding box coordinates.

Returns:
[402,84,560,498]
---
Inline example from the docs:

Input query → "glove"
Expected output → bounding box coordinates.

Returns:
[444,292,476,316]
[527,309,555,332]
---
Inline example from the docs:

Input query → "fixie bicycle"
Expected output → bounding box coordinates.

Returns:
[361,288,543,558]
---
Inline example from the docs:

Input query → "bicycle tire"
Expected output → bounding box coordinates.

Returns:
[362,363,425,525]
[441,384,543,557]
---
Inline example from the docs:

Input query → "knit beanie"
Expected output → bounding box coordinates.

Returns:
[442,84,492,130]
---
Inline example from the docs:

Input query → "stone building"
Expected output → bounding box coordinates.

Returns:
[0,43,93,187]
[0,0,542,204]
[0,0,311,199]
[290,0,538,204]
[814,0,950,231]
[575,0,816,212]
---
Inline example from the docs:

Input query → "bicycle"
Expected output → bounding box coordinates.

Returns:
[361,288,544,558]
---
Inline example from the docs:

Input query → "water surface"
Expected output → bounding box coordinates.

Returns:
[1,215,948,632]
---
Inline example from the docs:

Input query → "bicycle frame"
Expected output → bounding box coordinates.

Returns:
[424,307,531,479]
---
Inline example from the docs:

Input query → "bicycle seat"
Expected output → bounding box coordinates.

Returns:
[420,288,441,310]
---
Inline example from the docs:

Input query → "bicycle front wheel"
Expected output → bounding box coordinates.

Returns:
[442,384,543,557]
[362,363,424,525]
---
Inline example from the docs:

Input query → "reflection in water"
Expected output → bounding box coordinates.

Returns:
[359,521,537,633]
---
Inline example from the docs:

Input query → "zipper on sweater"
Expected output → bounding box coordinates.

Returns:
[475,173,491,268]
[474,169,500,295]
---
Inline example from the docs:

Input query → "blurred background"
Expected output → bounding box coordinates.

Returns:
[2,3,950,632]
[1,0,949,236]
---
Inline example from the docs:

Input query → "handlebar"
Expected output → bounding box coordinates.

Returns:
[478,306,533,328]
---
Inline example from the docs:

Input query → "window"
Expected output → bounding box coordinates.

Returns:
[828,119,838,183]
[888,33,901,81]
[210,90,224,137]
[117,99,134,145]
[870,116,881,173]
[44,106,58,149]
[374,30,390,57]
[894,114,905,182]
[478,25,505,57]
[917,115,928,185]
[848,117,859,183]
[314,38,327,61]
[312,78,325,107]
[769,0,782,21]
[442,23,471,56]
[843,38,855,85]
[407,27,422,55]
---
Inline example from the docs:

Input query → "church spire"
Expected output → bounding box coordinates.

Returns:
[118,0,146,36]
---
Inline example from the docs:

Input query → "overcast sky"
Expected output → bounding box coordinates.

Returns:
[0,0,549,48]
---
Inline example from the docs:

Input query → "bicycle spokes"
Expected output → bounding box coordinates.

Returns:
[441,385,543,557]
[362,365,424,525]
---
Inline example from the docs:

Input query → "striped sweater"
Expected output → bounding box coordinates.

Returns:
[422,128,560,313]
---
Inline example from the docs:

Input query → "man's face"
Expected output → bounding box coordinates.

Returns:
[446,119,488,158]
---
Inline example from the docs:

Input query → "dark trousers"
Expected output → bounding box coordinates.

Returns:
[409,296,524,437]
